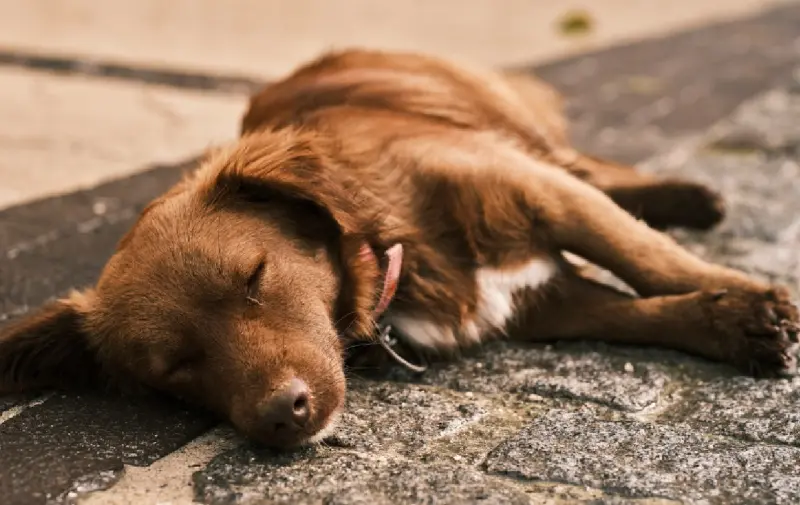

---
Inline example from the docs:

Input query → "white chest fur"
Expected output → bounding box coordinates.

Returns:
[385,257,558,351]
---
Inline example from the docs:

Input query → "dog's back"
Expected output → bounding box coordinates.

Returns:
[241,49,572,161]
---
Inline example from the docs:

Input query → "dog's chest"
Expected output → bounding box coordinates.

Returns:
[385,257,557,351]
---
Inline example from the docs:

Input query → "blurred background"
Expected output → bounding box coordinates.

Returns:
[0,0,791,76]
[0,0,793,210]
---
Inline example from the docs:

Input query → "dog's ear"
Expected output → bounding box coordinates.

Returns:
[0,290,102,393]
[204,129,384,238]
[202,130,386,339]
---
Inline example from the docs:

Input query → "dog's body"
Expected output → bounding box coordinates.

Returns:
[1,49,798,448]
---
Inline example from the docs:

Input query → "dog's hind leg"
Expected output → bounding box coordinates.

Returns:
[508,265,799,377]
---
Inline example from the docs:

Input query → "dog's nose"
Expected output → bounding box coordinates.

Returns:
[260,378,311,434]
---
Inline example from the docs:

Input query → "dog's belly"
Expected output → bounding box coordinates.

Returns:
[386,257,558,352]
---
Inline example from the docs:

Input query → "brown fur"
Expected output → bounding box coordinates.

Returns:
[1,49,797,447]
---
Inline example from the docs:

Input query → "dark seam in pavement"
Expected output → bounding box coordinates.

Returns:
[0,48,265,94]
[488,468,679,503]
[1,2,797,95]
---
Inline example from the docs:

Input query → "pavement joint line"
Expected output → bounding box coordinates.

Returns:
[78,426,242,505]
[0,394,52,426]
[0,47,265,95]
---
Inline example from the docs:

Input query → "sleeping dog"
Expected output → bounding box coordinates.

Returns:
[1,49,797,448]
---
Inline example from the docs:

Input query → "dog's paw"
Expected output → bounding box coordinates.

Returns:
[702,287,800,377]
[616,181,726,231]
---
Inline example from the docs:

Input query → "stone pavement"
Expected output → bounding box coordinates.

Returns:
[2,3,800,505]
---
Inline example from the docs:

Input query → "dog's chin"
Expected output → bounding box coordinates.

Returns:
[306,408,342,444]
[285,409,343,449]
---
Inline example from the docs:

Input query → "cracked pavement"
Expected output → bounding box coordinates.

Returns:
[2,3,800,504]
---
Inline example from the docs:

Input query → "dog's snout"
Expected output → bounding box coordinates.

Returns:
[259,377,311,436]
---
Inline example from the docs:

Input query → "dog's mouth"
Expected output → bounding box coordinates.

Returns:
[250,405,343,450]
[306,408,342,444]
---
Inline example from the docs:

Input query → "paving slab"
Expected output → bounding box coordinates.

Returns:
[80,428,241,505]
[660,376,800,446]
[385,342,683,413]
[0,67,244,210]
[0,393,214,505]
[484,410,800,504]
[533,1,800,163]
[195,446,536,505]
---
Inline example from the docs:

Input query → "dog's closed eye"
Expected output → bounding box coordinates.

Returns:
[246,259,266,306]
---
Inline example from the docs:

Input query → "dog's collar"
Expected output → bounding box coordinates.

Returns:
[358,242,428,374]
[359,242,404,320]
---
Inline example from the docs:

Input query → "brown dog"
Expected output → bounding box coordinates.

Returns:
[1,49,798,448]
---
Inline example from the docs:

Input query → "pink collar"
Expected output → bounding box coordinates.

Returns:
[357,242,428,374]
[359,243,404,318]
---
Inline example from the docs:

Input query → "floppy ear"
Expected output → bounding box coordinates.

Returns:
[206,129,385,238]
[0,291,101,393]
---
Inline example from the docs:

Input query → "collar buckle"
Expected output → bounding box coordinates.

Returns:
[376,323,428,374]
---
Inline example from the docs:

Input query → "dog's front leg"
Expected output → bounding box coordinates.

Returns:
[515,159,762,296]
[508,266,799,377]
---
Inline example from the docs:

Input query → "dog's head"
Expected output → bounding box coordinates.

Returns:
[0,129,387,448]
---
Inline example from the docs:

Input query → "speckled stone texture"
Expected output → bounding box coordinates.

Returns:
[190,84,800,505]
[484,410,800,504]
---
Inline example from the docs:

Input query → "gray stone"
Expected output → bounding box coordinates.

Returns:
[707,88,800,155]
[0,395,33,414]
[665,152,800,267]
[193,446,534,505]
[388,342,705,413]
[662,376,800,446]
[484,410,800,504]
[322,380,493,453]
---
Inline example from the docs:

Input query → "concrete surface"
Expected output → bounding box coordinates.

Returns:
[2,2,800,505]
[0,68,244,210]
[0,0,792,78]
